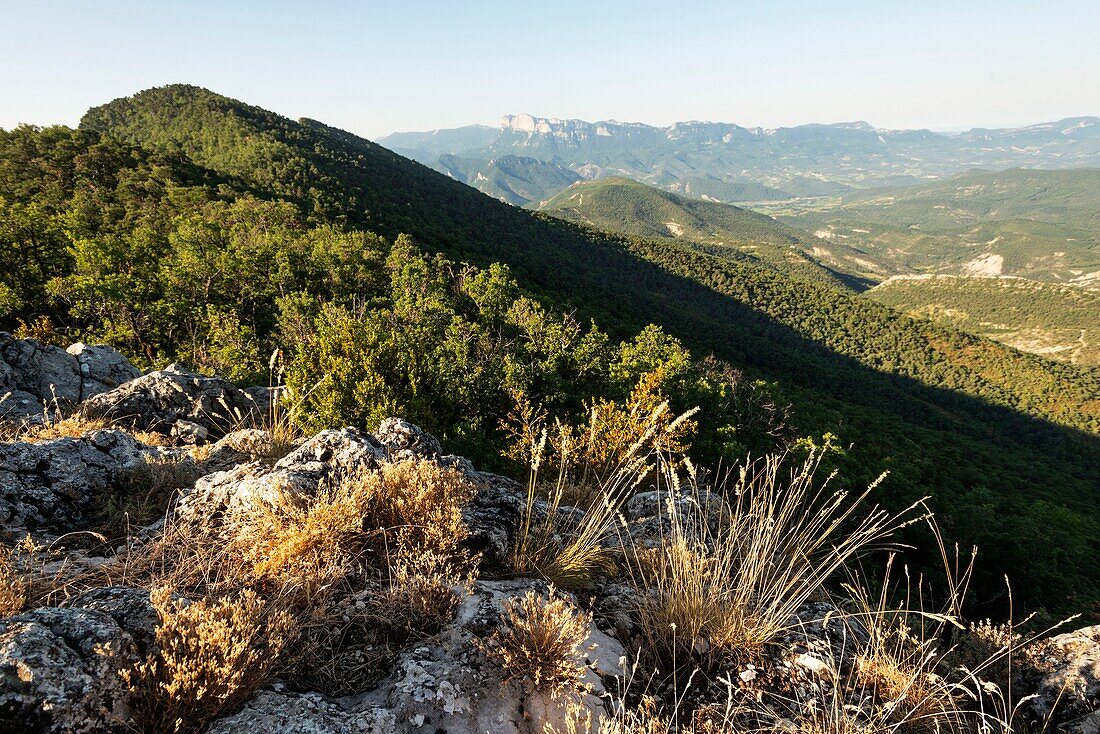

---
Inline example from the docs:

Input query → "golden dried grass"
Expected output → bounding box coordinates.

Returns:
[483,585,592,695]
[126,587,295,734]
[630,452,918,674]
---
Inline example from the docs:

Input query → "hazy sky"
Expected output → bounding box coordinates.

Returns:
[2,0,1097,139]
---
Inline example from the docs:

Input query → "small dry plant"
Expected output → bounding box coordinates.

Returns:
[949,584,1076,734]
[848,559,971,734]
[0,543,28,616]
[233,460,478,591]
[483,585,593,695]
[291,544,477,694]
[0,390,113,444]
[371,546,473,636]
[127,586,294,733]
[630,451,919,674]
[506,369,697,502]
[508,374,699,590]
[155,459,478,695]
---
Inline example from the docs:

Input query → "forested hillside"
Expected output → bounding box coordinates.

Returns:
[2,85,1098,611]
[868,275,1100,366]
[776,168,1100,287]
[539,176,880,289]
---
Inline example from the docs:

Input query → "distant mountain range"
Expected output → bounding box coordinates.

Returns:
[377,114,1100,206]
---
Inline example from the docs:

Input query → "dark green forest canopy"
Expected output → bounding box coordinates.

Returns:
[2,84,1098,613]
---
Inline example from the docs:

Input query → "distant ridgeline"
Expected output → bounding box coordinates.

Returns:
[2,85,1099,613]
[378,113,1100,206]
[537,176,881,290]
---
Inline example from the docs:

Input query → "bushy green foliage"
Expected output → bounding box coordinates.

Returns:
[286,239,777,467]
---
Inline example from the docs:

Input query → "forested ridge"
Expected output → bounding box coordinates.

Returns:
[2,84,1098,613]
[537,176,871,290]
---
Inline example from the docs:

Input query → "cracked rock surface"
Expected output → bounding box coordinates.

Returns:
[0,430,148,537]
[0,333,139,420]
[81,365,262,443]
[0,602,148,734]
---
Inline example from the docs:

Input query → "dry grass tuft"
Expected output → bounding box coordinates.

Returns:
[630,451,918,674]
[0,396,172,448]
[0,393,115,444]
[840,538,976,734]
[23,414,114,442]
[232,460,478,592]
[371,547,472,636]
[93,454,200,539]
[132,429,176,447]
[120,458,481,698]
[856,644,966,734]
[127,586,295,734]
[483,585,593,695]
[597,696,675,734]
[0,543,28,617]
[509,373,698,590]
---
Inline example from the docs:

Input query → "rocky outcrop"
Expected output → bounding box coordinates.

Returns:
[208,580,625,734]
[81,365,262,443]
[0,601,147,733]
[4,409,1100,734]
[175,427,387,522]
[175,421,529,571]
[0,334,139,420]
[0,430,149,537]
[1026,625,1100,733]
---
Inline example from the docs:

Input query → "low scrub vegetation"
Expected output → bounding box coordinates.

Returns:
[483,585,593,695]
[126,587,294,734]
[0,371,1082,732]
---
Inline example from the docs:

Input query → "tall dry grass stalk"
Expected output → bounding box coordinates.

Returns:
[845,551,973,734]
[223,348,310,459]
[0,542,28,617]
[510,388,698,589]
[630,451,922,673]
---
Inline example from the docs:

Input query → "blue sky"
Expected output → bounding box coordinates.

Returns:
[2,0,1097,138]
